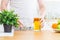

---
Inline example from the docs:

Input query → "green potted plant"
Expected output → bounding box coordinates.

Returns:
[0,10,19,32]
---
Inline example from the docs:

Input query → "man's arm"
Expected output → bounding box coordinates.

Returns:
[38,0,45,28]
[1,0,9,10]
[38,0,45,18]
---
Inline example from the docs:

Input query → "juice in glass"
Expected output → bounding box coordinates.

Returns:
[34,18,41,31]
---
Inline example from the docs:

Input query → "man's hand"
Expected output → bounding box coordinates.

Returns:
[40,18,45,28]
[17,20,24,28]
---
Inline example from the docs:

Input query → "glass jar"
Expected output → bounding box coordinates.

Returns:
[34,18,41,31]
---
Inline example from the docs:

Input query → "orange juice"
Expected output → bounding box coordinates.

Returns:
[34,18,41,31]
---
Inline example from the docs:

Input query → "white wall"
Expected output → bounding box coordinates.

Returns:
[43,0,60,1]
[43,1,60,19]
